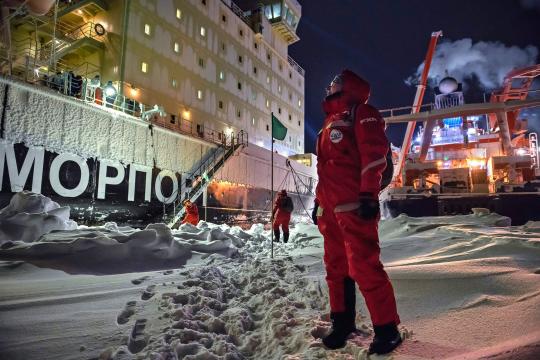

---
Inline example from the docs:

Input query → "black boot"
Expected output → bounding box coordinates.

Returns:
[323,277,356,349]
[283,232,289,243]
[273,229,280,242]
[368,322,402,355]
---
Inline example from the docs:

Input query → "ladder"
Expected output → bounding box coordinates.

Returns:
[168,131,248,228]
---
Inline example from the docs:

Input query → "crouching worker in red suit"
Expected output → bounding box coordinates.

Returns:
[312,69,401,354]
[272,190,293,243]
[181,199,199,226]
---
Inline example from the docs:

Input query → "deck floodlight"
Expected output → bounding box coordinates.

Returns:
[104,84,117,97]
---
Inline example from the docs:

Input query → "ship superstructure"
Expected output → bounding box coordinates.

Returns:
[381,60,540,224]
[0,0,317,226]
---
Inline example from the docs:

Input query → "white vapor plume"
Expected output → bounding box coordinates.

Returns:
[406,39,538,90]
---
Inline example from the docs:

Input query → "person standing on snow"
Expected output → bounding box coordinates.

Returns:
[181,199,199,226]
[312,69,401,354]
[272,190,294,243]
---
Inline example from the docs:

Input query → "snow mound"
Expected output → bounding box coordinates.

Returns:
[0,191,77,243]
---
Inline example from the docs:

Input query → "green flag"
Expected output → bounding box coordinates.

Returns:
[272,113,287,141]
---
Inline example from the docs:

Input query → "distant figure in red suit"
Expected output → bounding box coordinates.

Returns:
[272,190,294,243]
[181,199,199,226]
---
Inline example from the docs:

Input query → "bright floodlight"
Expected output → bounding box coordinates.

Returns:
[104,84,117,97]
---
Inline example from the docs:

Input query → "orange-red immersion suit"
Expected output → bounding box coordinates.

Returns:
[316,70,400,326]
[182,203,199,226]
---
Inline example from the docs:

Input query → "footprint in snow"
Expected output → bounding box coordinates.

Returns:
[128,318,148,353]
[117,301,136,325]
[141,285,156,300]
[131,276,149,285]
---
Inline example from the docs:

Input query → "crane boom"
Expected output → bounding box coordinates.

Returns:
[392,31,442,186]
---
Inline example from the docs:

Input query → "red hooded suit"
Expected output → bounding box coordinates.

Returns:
[315,70,400,326]
[182,202,199,226]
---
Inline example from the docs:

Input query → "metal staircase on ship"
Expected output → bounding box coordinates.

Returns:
[168,132,249,228]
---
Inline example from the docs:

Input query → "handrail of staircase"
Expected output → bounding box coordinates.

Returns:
[167,132,248,227]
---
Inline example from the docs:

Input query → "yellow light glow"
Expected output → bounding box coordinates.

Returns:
[76,9,83,15]
[225,127,233,136]
[130,87,138,97]
[467,158,485,168]
[437,160,443,167]
[182,110,191,120]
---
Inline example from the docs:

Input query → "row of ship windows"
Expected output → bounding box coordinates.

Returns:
[145,5,303,87]
[140,60,303,109]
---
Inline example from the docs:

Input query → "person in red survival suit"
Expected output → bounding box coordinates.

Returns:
[181,199,199,226]
[272,190,293,243]
[312,69,401,354]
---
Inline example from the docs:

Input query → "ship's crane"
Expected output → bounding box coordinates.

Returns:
[488,64,540,155]
[392,31,443,186]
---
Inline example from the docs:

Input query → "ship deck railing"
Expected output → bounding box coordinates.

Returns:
[1,73,230,148]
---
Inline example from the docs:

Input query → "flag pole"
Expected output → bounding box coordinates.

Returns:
[270,112,274,259]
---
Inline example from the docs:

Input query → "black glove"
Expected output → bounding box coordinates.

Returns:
[312,201,319,225]
[357,193,380,220]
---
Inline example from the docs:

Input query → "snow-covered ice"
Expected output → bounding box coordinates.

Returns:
[0,192,539,359]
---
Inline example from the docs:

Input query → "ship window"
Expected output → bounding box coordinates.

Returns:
[144,24,151,35]
[200,26,206,37]
[279,62,283,71]
[298,99,302,107]
[222,14,227,22]
[239,28,244,37]
[266,124,270,131]
[272,3,281,18]
[174,42,181,53]
[266,99,270,108]
[289,71,292,79]
[197,90,203,100]
[198,57,205,68]
[251,91,257,101]
[288,114,292,121]
[254,42,258,49]
[298,120,301,126]
[237,82,242,90]
[170,114,176,124]
[141,62,148,73]
[219,70,225,81]
[266,75,270,84]
[218,100,224,109]
[176,9,182,19]
[238,55,243,64]
[252,117,255,125]
[278,107,282,114]
[253,66,257,74]
[237,109,242,118]
[278,84,282,93]
[171,79,177,88]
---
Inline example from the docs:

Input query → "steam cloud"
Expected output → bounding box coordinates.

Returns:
[406,39,538,90]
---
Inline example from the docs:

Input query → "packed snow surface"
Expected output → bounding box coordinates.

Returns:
[0,192,539,359]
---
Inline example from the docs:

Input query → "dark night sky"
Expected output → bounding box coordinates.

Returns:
[288,0,540,153]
